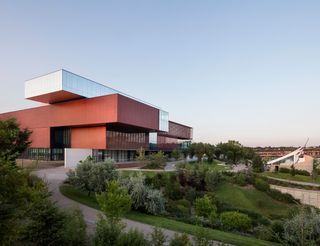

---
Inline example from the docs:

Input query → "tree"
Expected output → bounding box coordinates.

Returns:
[0,118,31,162]
[67,158,118,196]
[146,151,167,169]
[136,147,146,162]
[282,208,320,245]
[121,173,166,215]
[312,159,319,181]
[96,180,132,223]
[252,155,264,172]
[171,149,182,161]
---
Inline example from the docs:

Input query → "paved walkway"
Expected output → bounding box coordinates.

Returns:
[35,167,227,245]
[265,176,320,188]
[271,185,320,208]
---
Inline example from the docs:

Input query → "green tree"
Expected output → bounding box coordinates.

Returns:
[136,147,146,162]
[282,208,320,246]
[146,151,167,169]
[171,149,182,161]
[252,155,264,172]
[0,118,31,162]
[67,158,118,196]
[96,180,132,222]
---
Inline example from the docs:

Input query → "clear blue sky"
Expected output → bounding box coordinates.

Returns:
[0,1,319,147]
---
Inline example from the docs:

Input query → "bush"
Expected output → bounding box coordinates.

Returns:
[295,169,310,176]
[149,227,167,246]
[144,188,166,215]
[96,180,132,222]
[62,208,87,246]
[194,195,217,218]
[194,226,211,246]
[169,233,191,246]
[117,229,148,246]
[184,186,197,204]
[267,188,299,204]
[94,217,124,246]
[233,172,247,186]
[282,208,320,245]
[144,151,167,169]
[220,211,252,232]
[279,167,290,173]
[204,171,223,191]
[67,158,117,196]
[254,178,270,192]
[121,173,166,215]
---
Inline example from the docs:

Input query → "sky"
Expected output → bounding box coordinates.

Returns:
[0,1,319,147]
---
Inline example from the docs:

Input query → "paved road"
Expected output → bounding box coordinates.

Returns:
[265,176,320,187]
[271,185,320,208]
[35,167,227,245]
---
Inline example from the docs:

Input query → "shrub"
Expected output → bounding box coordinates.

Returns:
[94,217,124,246]
[204,171,223,191]
[194,195,217,218]
[279,167,290,173]
[194,226,211,246]
[233,172,247,186]
[62,208,87,246]
[254,178,270,192]
[267,188,299,204]
[295,169,310,176]
[96,180,132,222]
[144,188,165,215]
[220,211,252,232]
[170,233,191,246]
[184,186,197,203]
[121,173,166,215]
[117,229,148,246]
[67,158,117,196]
[282,208,320,245]
[145,151,167,169]
[149,227,167,246]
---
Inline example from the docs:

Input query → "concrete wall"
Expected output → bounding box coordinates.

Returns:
[271,185,320,208]
[65,148,92,168]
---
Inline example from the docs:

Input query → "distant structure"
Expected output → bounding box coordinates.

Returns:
[256,147,320,159]
[266,146,314,173]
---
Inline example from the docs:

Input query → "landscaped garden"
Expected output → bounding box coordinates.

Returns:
[62,144,312,245]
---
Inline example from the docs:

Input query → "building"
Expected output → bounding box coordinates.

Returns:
[0,70,192,166]
[266,147,314,173]
[256,147,320,159]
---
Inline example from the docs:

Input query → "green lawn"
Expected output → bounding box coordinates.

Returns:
[117,169,165,178]
[215,182,295,219]
[60,184,278,246]
[261,172,320,184]
[181,161,230,172]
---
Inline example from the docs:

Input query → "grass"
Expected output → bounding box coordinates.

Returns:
[60,184,278,246]
[181,161,230,172]
[215,182,295,219]
[117,169,164,178]
[261,172,320,184]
